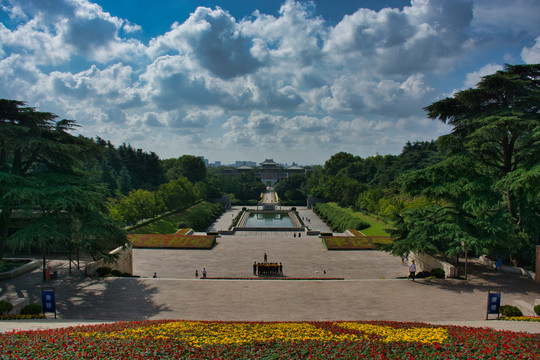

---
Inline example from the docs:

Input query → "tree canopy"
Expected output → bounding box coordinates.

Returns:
[387,64,540,264]
[0,99,126,261]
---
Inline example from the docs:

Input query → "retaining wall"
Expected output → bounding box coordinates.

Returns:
[409,252,457,278]
[85,244,133,276]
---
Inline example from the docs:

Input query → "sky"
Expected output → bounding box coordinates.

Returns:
[1,0,539,166]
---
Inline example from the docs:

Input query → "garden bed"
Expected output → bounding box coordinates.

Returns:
[1,320,538,358]
[128,234,216,249]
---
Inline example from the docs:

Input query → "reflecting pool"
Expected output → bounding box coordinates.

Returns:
[244,212,294,228]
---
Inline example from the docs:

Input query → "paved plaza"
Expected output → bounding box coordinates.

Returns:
[1,207,539,334]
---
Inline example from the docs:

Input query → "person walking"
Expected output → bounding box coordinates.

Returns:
[253,262,257,275]
[264,253,268,263]
[195,270,199,279]
[202,268,207,279]
[408,260,416,281]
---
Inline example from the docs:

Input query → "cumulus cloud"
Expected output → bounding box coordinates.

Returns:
[463,63,503,88]
[0,0,536,163]
[521,36,540,64]
[324,0,474,75]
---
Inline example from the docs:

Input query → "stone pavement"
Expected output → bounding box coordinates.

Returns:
[1,207,539,334]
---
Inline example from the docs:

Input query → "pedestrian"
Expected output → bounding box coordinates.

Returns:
[264,252,267,263]
[195,270,199,278]
[495,256,503,271]
[294,233,296,238]
[408,260,416,281]
[253,261,257,275]
[298,233,301,238]
[153,272,157,278]
[202,268,207,278]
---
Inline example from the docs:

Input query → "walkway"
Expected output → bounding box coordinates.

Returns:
[1,207,539,334]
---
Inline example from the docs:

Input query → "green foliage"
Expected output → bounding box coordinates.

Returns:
[96,267,112,276]
[20,304,42,315]
[0,300,13,315]
[534,305,540,316]
[0,260,26,272]
[111,269,123,276]
[163,155,206,183]
[500,305,523,317]
[430,268,445,278]
[92,137,166,195]
[314,203,370,233]
[129,201,224,234]
[0,99,126,260]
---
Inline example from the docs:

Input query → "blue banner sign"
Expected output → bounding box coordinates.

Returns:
[41,288,56,315]
[486,290,501,319]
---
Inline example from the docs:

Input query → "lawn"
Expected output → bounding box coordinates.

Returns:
[328,203,393,236]
[1,320,538,359]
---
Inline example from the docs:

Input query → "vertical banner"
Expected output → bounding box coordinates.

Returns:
[41,287,56,319]
[486,290,501,320]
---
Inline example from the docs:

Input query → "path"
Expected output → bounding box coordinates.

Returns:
[1,207,539,334]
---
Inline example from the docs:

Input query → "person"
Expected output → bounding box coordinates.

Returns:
[264,253,267,263]
[279,262,283,275]
[409,260,416,281]
[298,233,301,238]
[495,257,503,271]
[294,233,296,238]
[253,261,257,275]
[153,272,157,278]
[195,270,199,278]
[202,268,207,279]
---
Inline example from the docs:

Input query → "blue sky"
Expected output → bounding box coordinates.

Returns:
[1,0,539,165]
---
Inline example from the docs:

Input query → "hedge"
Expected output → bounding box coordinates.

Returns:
[314,203,369,232]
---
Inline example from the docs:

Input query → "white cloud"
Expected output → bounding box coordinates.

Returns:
[463,63,503,88]
[0,0,537,164]
[521,36,540,64]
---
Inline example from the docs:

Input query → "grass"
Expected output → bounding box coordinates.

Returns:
[0,260,28,273]
[128,201,212,234]
[327,203,393,236]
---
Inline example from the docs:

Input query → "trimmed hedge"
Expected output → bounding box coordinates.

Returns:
[314,203,369,233]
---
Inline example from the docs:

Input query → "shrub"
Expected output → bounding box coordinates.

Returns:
[111,270,123,277]
[122,272,133,277]
[415,271,431,279]
[500,305,523,317]
[430,268,445,278]
[0,300,13,315]
[96,267,112,277]
[534,305,540,316]
[21,304,42,315]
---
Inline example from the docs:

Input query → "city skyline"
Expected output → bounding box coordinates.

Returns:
[1,0,539,164]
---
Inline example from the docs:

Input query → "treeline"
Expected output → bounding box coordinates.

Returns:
[275,140,441,216]
[92,137,166,197]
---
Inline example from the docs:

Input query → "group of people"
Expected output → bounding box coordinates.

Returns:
[254,253,283,276]
[195,268,207,279]
[254,261,283,276]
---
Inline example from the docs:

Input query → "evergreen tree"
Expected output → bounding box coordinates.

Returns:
[0,100,125,272]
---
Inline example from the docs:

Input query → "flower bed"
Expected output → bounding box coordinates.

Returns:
[1,320,538,358]
[204,277,344,280]
[501,316,540,322]
[128,234,216,249]
[322,236,393,250]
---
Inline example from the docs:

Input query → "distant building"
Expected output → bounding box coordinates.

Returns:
[256,159,287,186]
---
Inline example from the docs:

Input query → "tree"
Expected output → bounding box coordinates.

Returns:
[324,152,358,176]
[0,99,126,276]
[388,64,540,265]
[156,177,197,212]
